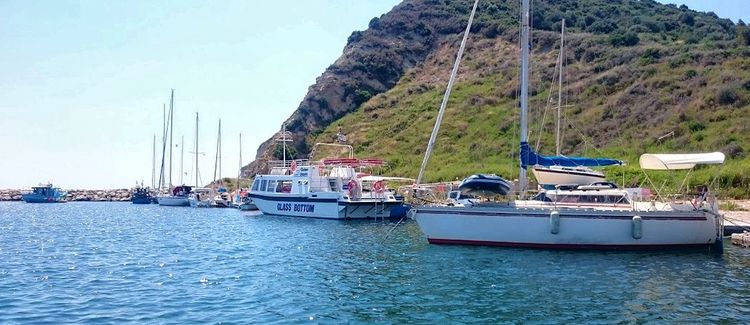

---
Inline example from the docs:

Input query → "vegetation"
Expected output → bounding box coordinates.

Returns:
[247,0,750,197]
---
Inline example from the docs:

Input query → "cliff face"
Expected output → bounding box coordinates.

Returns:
[245,0,750,195]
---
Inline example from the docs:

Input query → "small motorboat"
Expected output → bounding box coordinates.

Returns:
[458,174,512,196]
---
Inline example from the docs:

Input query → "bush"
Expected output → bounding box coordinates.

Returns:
[717,87,738,105]
[609,31,640,46]
[588,20,616,34]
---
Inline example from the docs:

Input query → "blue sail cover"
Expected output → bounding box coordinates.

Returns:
[520,142,623,169]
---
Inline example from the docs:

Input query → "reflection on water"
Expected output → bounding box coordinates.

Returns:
[0,202,748,323]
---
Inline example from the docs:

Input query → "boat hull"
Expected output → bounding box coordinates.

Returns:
[249,193,406,219]
[415,206,721,250]
[188,198,211,208]
[21,194,65,203]
[157,196,190,206]
[532,166,604,186]
[131,196,153,204]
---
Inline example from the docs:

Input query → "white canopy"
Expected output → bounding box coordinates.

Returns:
[639,152,725,170]
[359,176,416,183]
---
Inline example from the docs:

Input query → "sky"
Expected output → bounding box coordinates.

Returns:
[0,1,746,189]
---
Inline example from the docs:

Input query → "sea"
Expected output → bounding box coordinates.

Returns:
[1,202,748,324]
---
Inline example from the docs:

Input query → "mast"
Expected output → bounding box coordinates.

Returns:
[237,133,242,189]
[168,89,175,188]
[282,124,287,167]
[556,19,565,156]
[180,135,184,185]
[416,0,479,185]
[157,102,171,192]
[195,112,199,187]
[151,133,156,189]
[213,119,222,183]
[519,0,530,196]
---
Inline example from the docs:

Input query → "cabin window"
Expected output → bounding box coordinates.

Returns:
[252,179,260,191]
[328,179,339,192]
[260,180,267,192]
[276,180,292,193]
[266,180,277,192]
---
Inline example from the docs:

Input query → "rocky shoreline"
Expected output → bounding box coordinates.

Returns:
[0,189,133,202]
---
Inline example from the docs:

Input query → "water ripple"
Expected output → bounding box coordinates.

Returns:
[0,202,748,323]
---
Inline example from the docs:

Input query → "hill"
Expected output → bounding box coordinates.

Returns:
[246,0,750,197]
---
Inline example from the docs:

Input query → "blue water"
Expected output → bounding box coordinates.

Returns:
[1,202,748,323]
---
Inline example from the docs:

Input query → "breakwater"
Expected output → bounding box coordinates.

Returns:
[0,189,132,202]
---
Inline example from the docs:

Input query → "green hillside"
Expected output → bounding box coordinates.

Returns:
[251,0,750,197]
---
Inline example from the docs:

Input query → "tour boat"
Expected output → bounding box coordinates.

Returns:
[21,184,66,203]
[249,157,408,219]
[412,0,724,252]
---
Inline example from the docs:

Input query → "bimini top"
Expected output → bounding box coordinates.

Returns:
[639,152,725,170]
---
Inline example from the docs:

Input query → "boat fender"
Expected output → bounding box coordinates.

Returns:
[632,216,642,239]
[347,180,357,196]
[550,211,560,234]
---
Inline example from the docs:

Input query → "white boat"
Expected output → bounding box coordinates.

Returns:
[250,143,408,219]
[157,185,192,206]
[531,165,604,187]
[189,188,212,208]
[528,19,621,187]
[413,0,724,251]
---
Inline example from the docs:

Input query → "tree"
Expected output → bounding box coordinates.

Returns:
[273,143,297,160]
[609,31,640,46]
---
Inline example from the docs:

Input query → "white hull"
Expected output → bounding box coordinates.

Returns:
[415,206,721,249]
[532,166,604,186]
[238,202,258,211]
[189,197,211,208]
[158,196,190,206]
[250,193,403,219]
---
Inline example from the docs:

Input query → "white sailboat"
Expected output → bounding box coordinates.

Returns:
[189,112,212,208]
[530,19,621,187]
[413,0,725,251]
[158,89,192,206]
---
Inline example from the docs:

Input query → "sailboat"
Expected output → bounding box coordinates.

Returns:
[211,119,231,208]
[413,0,725,251]
[188,112,212,208]
[158,89,192,206]
[234,133,258,211]
[530,19,622,188]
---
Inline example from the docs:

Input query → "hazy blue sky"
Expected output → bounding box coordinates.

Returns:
[0,1,746,189]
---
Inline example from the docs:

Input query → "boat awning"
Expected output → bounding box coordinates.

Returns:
[520,142,624,168]
[639,152,725,170]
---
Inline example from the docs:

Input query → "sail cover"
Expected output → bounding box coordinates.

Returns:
[520,142,624,169]
[639,152,725,170]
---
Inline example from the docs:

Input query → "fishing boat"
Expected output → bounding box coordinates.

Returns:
[249,142,408,219]
[21,184,66,203]
[131,186,154,204]
[529,19,622,187]
[413,0,724,251]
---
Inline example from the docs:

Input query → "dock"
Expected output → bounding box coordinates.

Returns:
[722,210,750,236]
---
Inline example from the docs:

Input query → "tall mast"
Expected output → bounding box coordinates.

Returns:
[519,0,530,196]
[415,0,479,185]
[168,89,175,188]
[556,19,565,156]
[180,135,184,185]
[157,102,171,192]
[151,134,156,189]
[213,119,222,183]
[195,112,199,187]
[282,124,287,167]
[238,133,242,189]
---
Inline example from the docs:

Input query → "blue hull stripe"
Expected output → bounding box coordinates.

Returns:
[249,193,338,203]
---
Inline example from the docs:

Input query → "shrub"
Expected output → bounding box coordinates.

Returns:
[717,87,738,105]
[588,20,616,34]
[609,31,640,46]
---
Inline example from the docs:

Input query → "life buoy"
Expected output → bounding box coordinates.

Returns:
[347,180,357,196]
[373,180,385,193]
